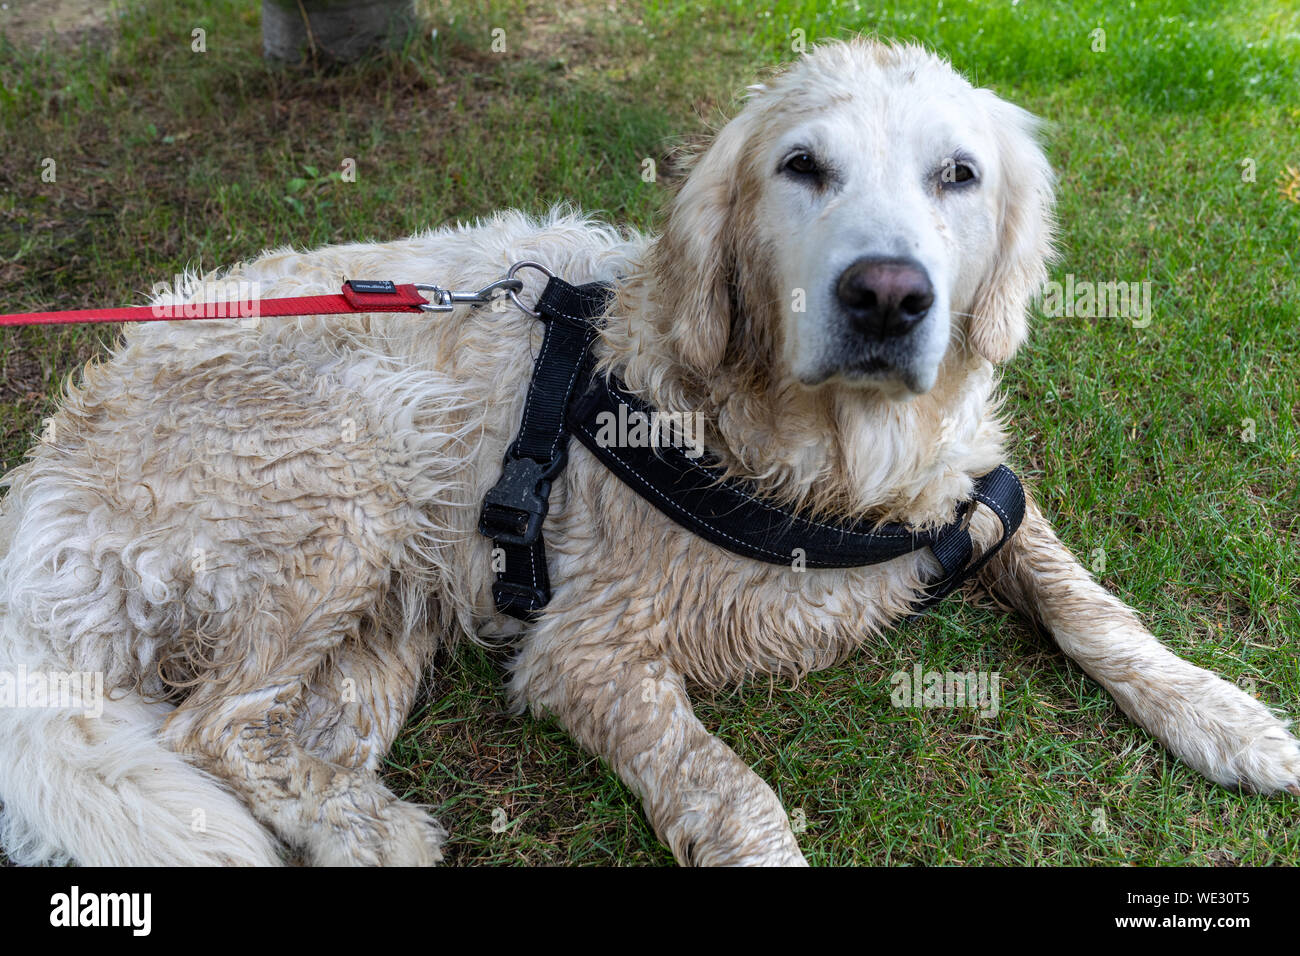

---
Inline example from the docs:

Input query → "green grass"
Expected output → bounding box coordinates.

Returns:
[1,0,1297,865]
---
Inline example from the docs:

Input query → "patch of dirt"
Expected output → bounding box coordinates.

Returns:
[0,0,113,45]
[0,346,46,404]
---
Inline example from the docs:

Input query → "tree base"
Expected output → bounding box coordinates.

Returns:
[262,0,415,64]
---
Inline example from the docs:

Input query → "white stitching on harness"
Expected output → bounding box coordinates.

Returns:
[546,328,594,460]
[973,485,1012,533]
[603,387,914,541]
[575,420,793,562]
[517,319,555,440]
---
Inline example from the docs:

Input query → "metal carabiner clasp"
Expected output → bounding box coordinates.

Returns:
[414,277,525,312]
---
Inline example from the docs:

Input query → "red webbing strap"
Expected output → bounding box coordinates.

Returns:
[0,282,429,327]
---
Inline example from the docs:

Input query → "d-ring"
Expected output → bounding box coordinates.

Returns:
[505,260,555,317]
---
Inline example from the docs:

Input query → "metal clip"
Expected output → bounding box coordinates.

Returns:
[414,277,525,313]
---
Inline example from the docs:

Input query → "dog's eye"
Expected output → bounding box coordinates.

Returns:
[939,158,978,187]
[783,152,820,178]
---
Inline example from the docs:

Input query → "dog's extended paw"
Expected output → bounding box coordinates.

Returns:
[1170,676,1300,795]
[1224,718,1300,796]
[1241,731,1300,796]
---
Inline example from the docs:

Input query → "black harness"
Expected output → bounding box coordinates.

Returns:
[478,275,1026,622]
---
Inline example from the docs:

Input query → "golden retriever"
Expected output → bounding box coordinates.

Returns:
[1,38,1296,867]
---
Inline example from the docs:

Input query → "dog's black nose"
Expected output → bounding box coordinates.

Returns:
[836,257,934,339]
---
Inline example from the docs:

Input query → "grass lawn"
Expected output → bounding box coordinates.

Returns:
[0,0,1297,865]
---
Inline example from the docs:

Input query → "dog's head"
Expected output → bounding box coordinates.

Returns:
[655,38,1055,399]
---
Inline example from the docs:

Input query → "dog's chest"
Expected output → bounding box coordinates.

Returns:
[541,447,1004,686]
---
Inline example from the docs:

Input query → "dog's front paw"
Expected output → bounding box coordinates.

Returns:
[1225,716,1300,796]
[1173,676,1300,795]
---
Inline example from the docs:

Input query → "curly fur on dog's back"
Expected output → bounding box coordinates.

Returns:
[0,208,644,864]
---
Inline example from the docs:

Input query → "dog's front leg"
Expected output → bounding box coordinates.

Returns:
[515,636,806,865]
[979,494,1300,794]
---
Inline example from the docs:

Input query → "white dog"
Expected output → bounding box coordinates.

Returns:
[1,39,1296,867]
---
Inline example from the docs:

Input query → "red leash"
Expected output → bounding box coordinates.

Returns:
[0,266,545,328]
[0,280,438,328]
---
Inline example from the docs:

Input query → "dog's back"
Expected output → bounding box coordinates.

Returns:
[0,208,642,865]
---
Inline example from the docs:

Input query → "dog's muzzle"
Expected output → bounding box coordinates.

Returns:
[821,255,938,391]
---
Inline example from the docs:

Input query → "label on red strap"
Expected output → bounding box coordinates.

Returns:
[341,280,427,312]
[345,280,396,295]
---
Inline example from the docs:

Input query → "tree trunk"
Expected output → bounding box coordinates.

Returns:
[262,0,415,64]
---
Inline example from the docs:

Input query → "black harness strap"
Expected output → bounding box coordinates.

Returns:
[569,376,939,568]
[567,373,1025,611]
[478,278,610,620]
[906,462,1025,614]
[479,275,1026,622]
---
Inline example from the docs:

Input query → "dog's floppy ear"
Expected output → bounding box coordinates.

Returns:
[653,110,756,377]
[967,94,1056,365]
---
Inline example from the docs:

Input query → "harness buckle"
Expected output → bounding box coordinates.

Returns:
[478,452,566,547]
[490,580,547,621]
